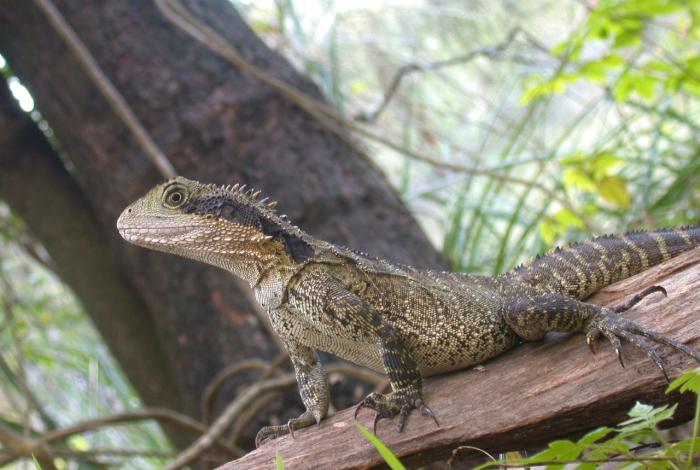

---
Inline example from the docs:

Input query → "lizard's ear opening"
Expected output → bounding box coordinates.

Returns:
[259,217,314,263]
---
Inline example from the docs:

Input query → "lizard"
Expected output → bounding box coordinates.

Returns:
[117,176,700,446]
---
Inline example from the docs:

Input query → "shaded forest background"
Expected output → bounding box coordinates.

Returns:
[0,0,699,468]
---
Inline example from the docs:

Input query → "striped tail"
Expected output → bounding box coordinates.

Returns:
[510,226,700,300]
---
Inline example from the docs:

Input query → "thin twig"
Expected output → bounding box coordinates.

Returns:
[447,444,497,469]
[162,374,299,470]
[37,408,242,458]
[166,362,380,469]
[32,0,176,178]
[479,455,678,468]
[155,0,597,232]
[226,391,281,447]
[356,27,540,123]
[202,359,271,424]
[50,447,176,459]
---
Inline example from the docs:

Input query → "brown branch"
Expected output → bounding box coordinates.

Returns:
[355,27,544,123]
[37,408,242,458]
[163,374,298,470]
[32,0,176,178]
[0,407,244,468]
[203,353,290,425]
[154,0,600,232]
[167,362,386,469]
[222,248,700,469]
[49,447,176,459]
[0,421,57,469]
[202,359,271,424]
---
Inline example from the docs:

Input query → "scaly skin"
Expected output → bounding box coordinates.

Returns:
[117,177,700,445]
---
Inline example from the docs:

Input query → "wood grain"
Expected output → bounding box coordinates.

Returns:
[221,247,700,469]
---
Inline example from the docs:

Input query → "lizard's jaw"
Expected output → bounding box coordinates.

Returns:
[117,206,208,250]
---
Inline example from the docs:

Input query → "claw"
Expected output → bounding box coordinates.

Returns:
[616,347,625,368]
[354,402,364,421]
[587,335,596,354]
[373,413,381,435]
[420,404,440,427]
[398,410,409,433]
[288,421,296,440]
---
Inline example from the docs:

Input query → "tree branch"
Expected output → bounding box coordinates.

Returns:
[221,247,700,469]
[355,27,547,123]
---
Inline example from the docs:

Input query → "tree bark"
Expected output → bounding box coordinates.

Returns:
[224,248,700,469]
[0,0,446,443]
[0,78,192,446]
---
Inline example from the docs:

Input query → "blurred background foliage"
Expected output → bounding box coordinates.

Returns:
[1,0,699,467]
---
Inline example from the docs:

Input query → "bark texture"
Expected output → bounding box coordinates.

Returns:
[224,248,700,469]
[0,0,447,437]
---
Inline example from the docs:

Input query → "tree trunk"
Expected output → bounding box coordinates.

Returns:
[0,0,447,445]
[0,78,192,446]
[225,248,700,469]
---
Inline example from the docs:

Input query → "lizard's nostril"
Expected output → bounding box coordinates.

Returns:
[128,208,132,213]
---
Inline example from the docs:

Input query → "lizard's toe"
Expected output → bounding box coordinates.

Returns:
[255,410,319,447]
[355,390,438,435]
[587,306,699,382]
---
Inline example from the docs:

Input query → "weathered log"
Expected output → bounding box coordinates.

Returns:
[223,247,700,469]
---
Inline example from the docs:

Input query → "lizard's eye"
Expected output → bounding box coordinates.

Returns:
[163,187,186,208]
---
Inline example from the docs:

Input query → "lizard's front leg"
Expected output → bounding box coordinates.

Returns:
[353,320,438,433]
[255,339,329,447]
[292,271,437,433]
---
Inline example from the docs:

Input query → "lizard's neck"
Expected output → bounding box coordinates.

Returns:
[213,240,297,288]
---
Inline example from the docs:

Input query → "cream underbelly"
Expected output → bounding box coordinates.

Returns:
[303,321,520,377]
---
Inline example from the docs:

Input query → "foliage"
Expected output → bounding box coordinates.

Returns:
[0,207,170,469]
[240,0,700,274]
[353,368,700,469]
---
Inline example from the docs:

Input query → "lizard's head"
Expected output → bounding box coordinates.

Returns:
[117,176,313,265]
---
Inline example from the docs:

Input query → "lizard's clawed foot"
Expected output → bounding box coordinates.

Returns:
[255,410,319,447]
[354,389,439,434]
[586,305,700,382]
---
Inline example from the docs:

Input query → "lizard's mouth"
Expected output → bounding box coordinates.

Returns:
[117,207,207,246]
[117,225,204,245]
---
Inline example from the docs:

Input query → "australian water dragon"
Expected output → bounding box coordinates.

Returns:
[117,177,700,445]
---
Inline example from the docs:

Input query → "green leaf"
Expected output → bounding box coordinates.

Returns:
[591,152,624,176]
[275,451,285,470]
[577,426,613,446]
[539,218,559,245]
[667,367,700,394]
[564,168,597,192]
[598,175,631,209]
[355,421,406,470]
[521,439,581,469]
[613,28,642,48]
[619,402,676,432]
[554,208,585,228]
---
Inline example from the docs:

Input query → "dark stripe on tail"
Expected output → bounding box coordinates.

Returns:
[510,226,700,300]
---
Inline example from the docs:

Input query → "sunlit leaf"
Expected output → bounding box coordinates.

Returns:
[355,421,406,470]
[276,451,285,470]
[598,175,631,209]
[564,168,597,192]
[577,426,613,446]
[667,367,700,394]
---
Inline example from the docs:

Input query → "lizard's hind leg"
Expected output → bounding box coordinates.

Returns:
[504,293,700,381]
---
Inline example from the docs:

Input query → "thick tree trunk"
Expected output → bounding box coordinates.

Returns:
[0,79,192,446]
[0,0,446,444]
[226,248,700,469]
